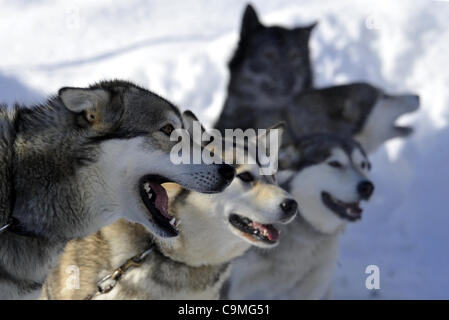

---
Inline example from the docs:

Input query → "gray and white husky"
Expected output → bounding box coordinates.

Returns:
[215,5,419,153]
[0,80,235,299]
[220,78,419,154]
[256,83,420,153]
[42,119,298,300]
[227,134,374,299]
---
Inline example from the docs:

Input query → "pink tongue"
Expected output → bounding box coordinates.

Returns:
[252,222,279,241]
[147,182,172,219]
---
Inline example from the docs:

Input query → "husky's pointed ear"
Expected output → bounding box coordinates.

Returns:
[59,87,110,113]
[306,21,318,32]
[241,4,262,39]
[182,110,205,137]
[295,21,318,38]
[183,110,213,147]
[279,144,300,170]
[59,87,121,130]
[266,122,285,147]
[255,122,285,154]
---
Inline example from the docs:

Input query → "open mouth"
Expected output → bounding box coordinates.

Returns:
[393,99,420,137]
[322,192,362,222]
[139,175,180,238]
[394,125,414,137]
[228,214,279,245]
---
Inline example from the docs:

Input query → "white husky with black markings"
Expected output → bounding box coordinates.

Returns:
[227,134,374,299]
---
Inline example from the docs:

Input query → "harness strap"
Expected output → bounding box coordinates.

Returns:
[84,243,154,300]
[0,220,11,233]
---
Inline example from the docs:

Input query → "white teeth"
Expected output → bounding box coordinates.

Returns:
[144,183,153,199]
[169,217,181,228]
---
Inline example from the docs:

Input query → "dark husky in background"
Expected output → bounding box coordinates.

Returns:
[215,4,316,132]
[0,80,235,299]
[215,4,419,153]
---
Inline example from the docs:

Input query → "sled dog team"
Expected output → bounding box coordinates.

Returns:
[0,4,419,299]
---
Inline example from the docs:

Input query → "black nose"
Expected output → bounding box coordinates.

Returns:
[280,198,298,218]
[413,94,420,104]
[218,164,235,182]
[358,180,374,199]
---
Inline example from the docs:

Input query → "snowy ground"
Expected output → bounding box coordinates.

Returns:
[1,0,448,299]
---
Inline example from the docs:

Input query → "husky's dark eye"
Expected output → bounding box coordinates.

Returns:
[237,171,255,183]
[328,161,342,168]
[361,161,372,170]
[160,124,174,136]
[289,50,301,60]
[263,49,277,60]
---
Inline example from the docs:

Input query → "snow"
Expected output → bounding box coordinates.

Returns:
[1,0,448,299]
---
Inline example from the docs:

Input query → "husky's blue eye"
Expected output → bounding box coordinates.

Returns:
[328,161,342,168]
[237,172,254,183]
